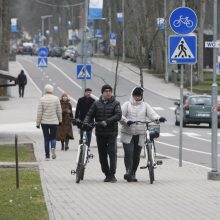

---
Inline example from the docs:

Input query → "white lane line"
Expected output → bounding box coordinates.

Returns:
[57,86,77,103]
[183,134,220,144]
[16,61,42,95]
[157,153,210,170]
[160,133,175,137]
[153,107,164,111]
[169,107,176,111]
[207,132,220,136]
[156,140,220,156]
[183,132,201,137]
[49,61,82,89]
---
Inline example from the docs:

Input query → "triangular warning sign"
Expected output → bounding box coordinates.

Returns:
[171,38,194,59]
[78,66,90,78]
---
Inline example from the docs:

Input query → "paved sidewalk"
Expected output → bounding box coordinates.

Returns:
[0,60,220,220]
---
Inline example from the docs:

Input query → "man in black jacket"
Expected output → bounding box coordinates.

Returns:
[17,70,27,97]
[83,84,122,183]
[75,88,95,147]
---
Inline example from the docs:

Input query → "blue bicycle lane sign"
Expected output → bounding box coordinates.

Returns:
[169,7,197,34]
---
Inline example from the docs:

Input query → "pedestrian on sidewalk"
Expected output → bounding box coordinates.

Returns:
[36,84,62,160]
[75,88,95,147]
[120,87,166,182]
[17,70,27,97]
[83,84,122,183]
[56,93,74,151]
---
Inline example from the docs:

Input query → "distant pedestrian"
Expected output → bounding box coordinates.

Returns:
[17,70,27,97]
[75,88,95,147]
[36,84,62,160]
[83,84,122,183]
[56,93,74,151]
[120,87,166,182]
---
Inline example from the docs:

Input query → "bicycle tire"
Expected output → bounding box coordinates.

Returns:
[76,144,86,183]
[147,143,154,184]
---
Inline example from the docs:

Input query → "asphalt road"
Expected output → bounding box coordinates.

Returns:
[17,55,220,169]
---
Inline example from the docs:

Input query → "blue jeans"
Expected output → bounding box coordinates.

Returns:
[80,129,92,147]
[41,124,58,158]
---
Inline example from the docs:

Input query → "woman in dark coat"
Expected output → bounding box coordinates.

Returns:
[56,93,74,150]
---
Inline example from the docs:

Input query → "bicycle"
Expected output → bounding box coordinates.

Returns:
[71,120,94,183]
[173,15,193,28]
[132,120,164,184]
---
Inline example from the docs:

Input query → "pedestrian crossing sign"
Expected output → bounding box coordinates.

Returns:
[38,57,48,67]
[169,35,197,64]
[77,64,91,80]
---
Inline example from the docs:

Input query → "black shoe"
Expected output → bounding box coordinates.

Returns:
[65,146,69,151]
[109,175,117,183]
[104,176,111,182]
[132,177,138,182]
[124,173,132,182]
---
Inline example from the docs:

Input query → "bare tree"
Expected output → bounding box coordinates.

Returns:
[0,0,10,96]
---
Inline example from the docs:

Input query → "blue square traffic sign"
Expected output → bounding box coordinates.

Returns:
[169,35,197,64]
[77,64,91,80]
[38,57,48,67]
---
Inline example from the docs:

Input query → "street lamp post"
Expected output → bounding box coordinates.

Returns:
[208,0,220,180]
[164,0,168,83]
[41,15,52,46]
[122,0,125,62]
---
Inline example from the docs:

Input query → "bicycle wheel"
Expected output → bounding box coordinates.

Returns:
[147,143,154,184]
[76,145,86,183]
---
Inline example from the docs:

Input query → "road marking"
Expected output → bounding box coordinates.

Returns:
[160,133,175,137]
[152,107,164,111]
[183,132,201,137]
[156,140,220,156]
[207,132,220,136]
[169,107,176,111]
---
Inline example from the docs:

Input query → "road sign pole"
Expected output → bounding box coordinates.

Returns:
[179,64,184,167]
[164,0,168,83]
[208,0,220,180]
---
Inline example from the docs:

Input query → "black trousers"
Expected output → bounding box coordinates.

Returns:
[123,135,142,175]
[18,85,25,97]
[96,135,117,176]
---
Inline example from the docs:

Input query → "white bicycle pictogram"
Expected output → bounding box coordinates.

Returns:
[173,15,193,28]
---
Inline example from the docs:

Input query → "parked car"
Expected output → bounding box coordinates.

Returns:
[48,47,63,57]
[62,45,78,60]
[174,94,220,128]
[69,50,78,62]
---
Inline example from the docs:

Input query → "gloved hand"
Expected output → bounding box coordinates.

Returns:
[82,123,90,131]
[59,122,62,126]
[159,117,167,123]
[127,120,134,126]
[99,121,107,127]
[36,125,40,129]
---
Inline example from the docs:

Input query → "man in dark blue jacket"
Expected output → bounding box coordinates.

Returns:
[75,88,95,147]
[83,84,122,183]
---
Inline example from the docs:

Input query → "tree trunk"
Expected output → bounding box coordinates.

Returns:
[0,0,9,96]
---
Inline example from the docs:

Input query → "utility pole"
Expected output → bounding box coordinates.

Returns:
[208,0,220,181]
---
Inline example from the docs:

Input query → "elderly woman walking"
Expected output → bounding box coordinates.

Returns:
[36,84,62,160]
[56,93,74,151]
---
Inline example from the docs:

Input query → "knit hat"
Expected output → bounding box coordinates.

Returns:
[132,87,143,96]
[44,84,54,93]
[101,84,112,93]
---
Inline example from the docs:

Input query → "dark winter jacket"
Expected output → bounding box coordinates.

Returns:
[17,72,27,86]
[84,96,122,136]
[75,96,95,121]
